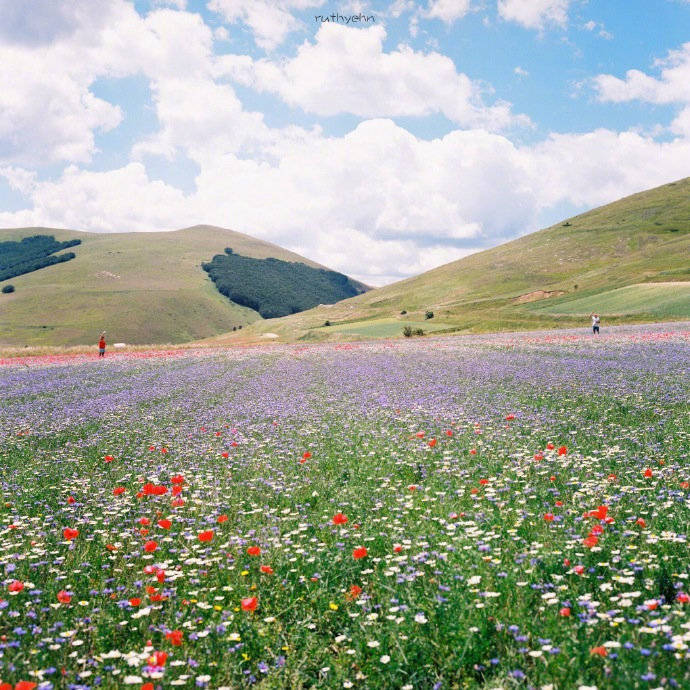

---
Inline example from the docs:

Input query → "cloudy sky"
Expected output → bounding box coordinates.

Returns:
[1,0,689,285]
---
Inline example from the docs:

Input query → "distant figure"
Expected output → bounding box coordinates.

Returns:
[98,332,106,357]
[591,313,600,335]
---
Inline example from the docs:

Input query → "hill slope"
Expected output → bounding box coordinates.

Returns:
[0,225,356,346]
[219,177,690,342]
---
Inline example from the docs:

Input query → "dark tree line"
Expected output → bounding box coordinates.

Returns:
[202,249,366,319]
[0,235,81,281]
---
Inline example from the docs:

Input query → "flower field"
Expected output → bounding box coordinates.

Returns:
[1,326,689,689]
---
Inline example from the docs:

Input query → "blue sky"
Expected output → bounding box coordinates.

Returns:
[1,0,689,284]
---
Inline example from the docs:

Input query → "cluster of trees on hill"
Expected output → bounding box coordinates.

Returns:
[202,248,366,318]
[0,235,81,282]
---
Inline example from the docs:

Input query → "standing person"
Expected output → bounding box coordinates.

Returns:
[591,313,600,335]
[98,331,106,357]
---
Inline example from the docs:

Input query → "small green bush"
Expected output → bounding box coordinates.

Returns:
[402,326,413,337]
[324,320,331,327]
[414,328,425,336]
[425,310,434,320]
[400,310,407,315]
[2,284,15,293]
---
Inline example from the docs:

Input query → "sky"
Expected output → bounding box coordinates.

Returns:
[0,0,689,285]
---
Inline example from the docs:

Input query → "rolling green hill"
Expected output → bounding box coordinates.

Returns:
[215,177,690,343]
[0,225,359,346]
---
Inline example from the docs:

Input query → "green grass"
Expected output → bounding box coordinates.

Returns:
[231,177,690,343]
[323,318,451,337]
[0,225,332,346]
[530,282,690,318]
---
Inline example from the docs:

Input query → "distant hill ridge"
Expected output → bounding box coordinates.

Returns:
[0,224,364,346]
[218,177,690,343]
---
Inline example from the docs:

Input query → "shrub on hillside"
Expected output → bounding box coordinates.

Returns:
[425,310,434,320]
[2,284,15,293]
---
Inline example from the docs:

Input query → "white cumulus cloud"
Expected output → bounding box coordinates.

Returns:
[221,23,529,130]
[497,0,571,30]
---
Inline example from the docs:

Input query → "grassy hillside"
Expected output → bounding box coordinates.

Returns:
[215,177,690,343]
[0,225,334,346]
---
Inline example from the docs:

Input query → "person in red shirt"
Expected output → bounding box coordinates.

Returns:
[98,332,106,357]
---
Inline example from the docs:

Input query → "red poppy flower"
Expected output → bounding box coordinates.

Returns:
[241,596,258,611]
[221,451,229,458]
[408,484,417,491]
[302,451,311,460]
[583,535,599,548]
[348,584,363,599]
[415,431,425,438]
[534,453,544,461]
[171,475,184,484]
[14,683,38,690]
[505,414,515,421]
[171,485,182,496]
[479,478,489,485]
[428,438,437,448]
[590,646,607,657]
[555,500,563,506]
[129,597,142,607]
[166,629,184,645]
[353,547,368,559]
[260,565,274,574]
[160,447,168,454]
[198,530,214,543]
[332,513,348,525]
[608,474,617,481]
[144,540,158,553]
[546,442,555,450]
[152,650,167,667]
[557,446,567,455]
[636,518,646,528]
[142,684,154,690]
[585,505,608,520]
[643,468,653,478]
[247,545,261,556]
[138,518,150,526]
[158,519,172,530]
[67,496,76,504]
[590,524,604,536]
[543,513,554,522]
[156,570,166,583]
[8,580,24,593]
[469,448,477,455]
[217,514,229,523]
[113,487,126,496]
[676,592,689,603]
[149,445,156,451]
[559,607,570,617]
[57,590,72,603]
[680,481,689,489]
[172,498,185,507]
[393,544,402,553]
[445,430,453,437]
[63,528,79,540]
[104,455,114,463]
[574,565,585,575]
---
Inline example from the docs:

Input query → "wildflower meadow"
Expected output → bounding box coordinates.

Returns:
[1,325,689,690]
